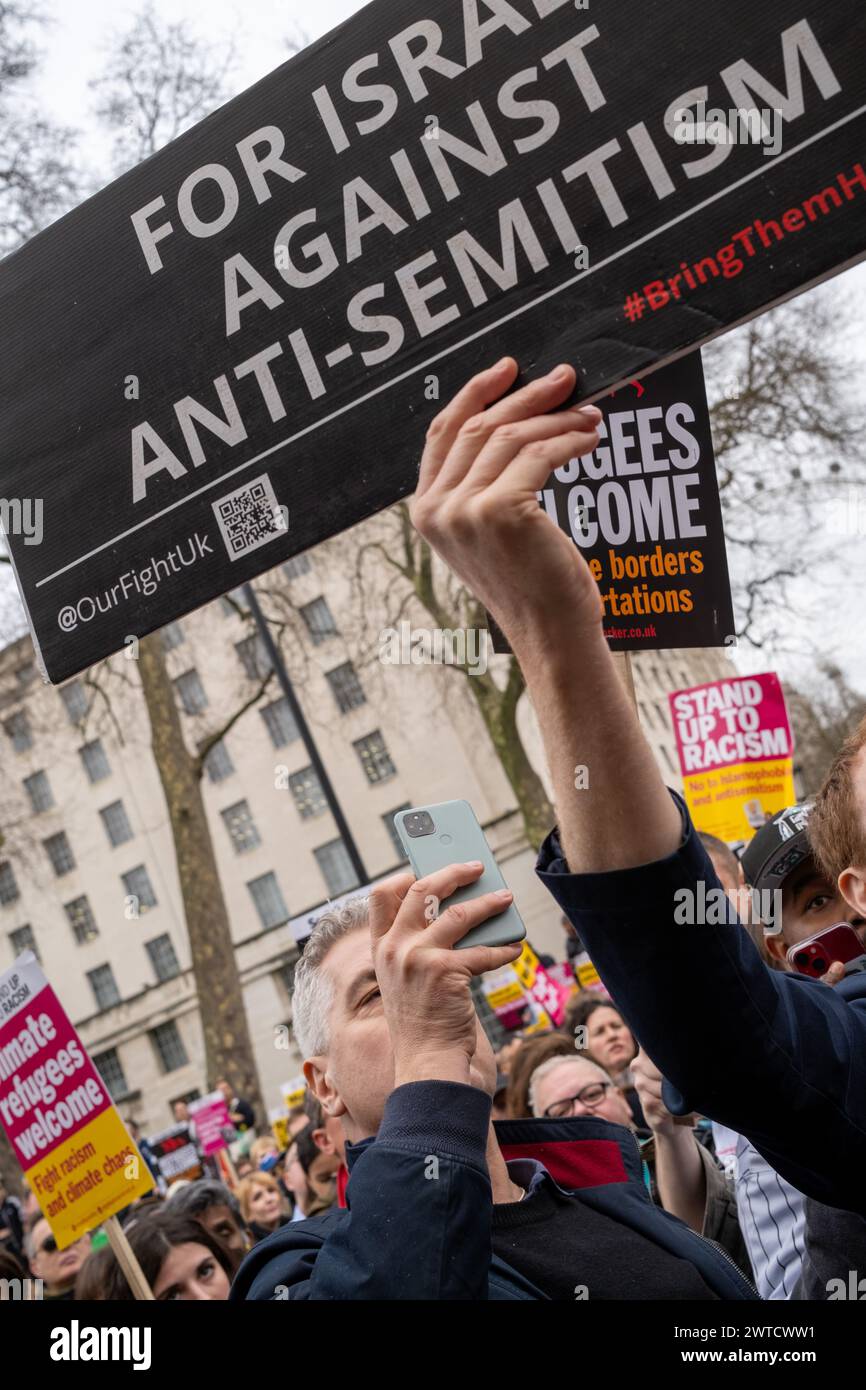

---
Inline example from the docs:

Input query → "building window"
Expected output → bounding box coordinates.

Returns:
[326,662,366,714]
[221,800,261,854]
[65,895,99,944]
[5,710,32,752]
[23,770,54,814]
[353,730,396,785]
[9,924,38,962]
[383,805,411,861]
[314,839,360,896]
[60,680,89,724]
[289,767,327,820]
[0,862,20,907]
[150,1020,188,1072]
[145,934,180,983]
[235,634,272,681]
[282,552,312,580]
[44,831,75,877]
[202,740,234,783]
[260,696,298,748]
[161,621,186,651]
[93,1048,129,1100]
[122,865,157,913]
[87,964,121,1011]
[247,872,288,930]
[80,739,111,783]
[100,800,134,848]
[300,597,338,645]
[174,669,208,714]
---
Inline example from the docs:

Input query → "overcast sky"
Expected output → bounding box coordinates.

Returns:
[37,0,364,145]
[4,0,866,701]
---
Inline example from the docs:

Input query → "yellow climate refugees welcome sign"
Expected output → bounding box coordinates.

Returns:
[0,953,153,1249]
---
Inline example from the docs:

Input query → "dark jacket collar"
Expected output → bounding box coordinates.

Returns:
[346,1113,645,1192]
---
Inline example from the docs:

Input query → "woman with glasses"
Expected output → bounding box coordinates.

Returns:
[563,995,649,1131]
[527,1053,750,1278]
[529,1055,637,1128]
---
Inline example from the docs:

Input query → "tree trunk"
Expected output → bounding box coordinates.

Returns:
[405,531,555,850]
[137,635,264,1122]
[465,661,555,851]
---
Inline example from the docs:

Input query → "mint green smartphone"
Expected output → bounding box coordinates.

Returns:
[393,800,527,950]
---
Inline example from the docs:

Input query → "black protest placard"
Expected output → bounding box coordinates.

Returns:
[145,1123,204,1186]
[554,353,732,650]
[488,353,734,652]
[0,0,864,681]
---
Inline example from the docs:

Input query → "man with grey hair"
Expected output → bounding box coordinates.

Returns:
[230,360,756,1302]
[231,857,753,1300]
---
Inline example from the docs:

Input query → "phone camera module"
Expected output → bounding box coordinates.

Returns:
[405,811,435,838]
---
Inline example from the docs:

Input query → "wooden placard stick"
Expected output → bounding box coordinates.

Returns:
[105,1215,154,1301]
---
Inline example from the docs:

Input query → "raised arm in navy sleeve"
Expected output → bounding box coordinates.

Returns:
[537,794,866,1215]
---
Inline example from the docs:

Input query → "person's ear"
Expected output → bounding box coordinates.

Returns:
[311,1124,332,1154]
[303,1058,346,1119]
[838,867,866,918]
[764,932,788,964]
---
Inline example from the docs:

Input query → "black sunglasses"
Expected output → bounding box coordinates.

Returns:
[40,1233,58,1254]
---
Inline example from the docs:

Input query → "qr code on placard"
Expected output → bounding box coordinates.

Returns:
[212,473,287,561]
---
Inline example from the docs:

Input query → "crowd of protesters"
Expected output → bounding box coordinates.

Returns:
[0,1083,344,1300]
[4,358,866,1301]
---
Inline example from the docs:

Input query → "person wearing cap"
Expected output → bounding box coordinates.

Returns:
[741,804,866,977]
[405,352,866,1225]
[745,802,866,1301]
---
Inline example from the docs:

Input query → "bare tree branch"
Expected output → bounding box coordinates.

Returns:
[193,668,275,780]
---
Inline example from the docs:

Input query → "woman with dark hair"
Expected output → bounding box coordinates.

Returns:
[102,1212,241,1301]
[563,995,647,1131]
[73,1244,118,1302]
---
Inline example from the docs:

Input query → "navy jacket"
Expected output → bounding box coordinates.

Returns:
[230,1080,754,1300]
[536,796,866,1216]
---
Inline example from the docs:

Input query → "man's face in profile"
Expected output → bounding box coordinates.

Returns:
[308,926,496,1143]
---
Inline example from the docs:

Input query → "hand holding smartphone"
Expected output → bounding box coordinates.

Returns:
[393,800,527,951]
[786,922,866,978]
